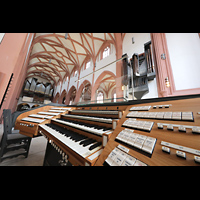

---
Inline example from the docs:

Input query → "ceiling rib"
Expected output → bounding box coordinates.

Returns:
[27,33,118,85]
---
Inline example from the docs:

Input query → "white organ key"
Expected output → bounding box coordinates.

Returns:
[52,119,106,136]
[62,114,113,123]
[38,111,61,116]
[71,110,119,115]
[51,107,71,110]
[29,114,53,119]
[49,110,66,113]
[21,117,46,123]
[81,142,102,158]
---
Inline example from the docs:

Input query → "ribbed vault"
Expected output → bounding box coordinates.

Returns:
[27,33,124,85]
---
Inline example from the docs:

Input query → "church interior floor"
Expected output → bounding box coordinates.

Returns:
[0,124,47,166]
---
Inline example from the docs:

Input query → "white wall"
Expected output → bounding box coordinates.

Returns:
[60,78,69,93]
[54,81,62,96]
[94,52,116,83]
[63,51,117,96]
[142,80,158,99]
[68,76,78,92]
[54,33,200,101]
[79,64,93,86]
[123,33,151,58]
[166,33,200,91]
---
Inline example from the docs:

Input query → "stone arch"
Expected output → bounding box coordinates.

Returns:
[65,85,77,105]
[59,89,67,104]
[53,92,60,103]
[75,80,92,103]
[91,70,116,101]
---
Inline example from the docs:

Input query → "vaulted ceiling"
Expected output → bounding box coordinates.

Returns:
[97,74,116,97]
[27,33,123,85]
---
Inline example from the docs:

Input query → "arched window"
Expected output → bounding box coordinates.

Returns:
[81,84,91,102]
[62,96,66,104]
[103,46,110,59]
[69,89,76,105]
[86,61,91,69]
[113,93,116,102]
[97,91,104,103]
[74,70,78,77]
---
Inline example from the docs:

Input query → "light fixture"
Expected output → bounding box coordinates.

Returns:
[65,33,68,39]
[132,37,135,44]
[161,53,166,60]
[165,77,170,87]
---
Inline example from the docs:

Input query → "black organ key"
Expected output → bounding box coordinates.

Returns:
[89,142,102,150]
[46,123,101,148]
[82,139,96,147]
[74,135,87,142]
[79,138,92,145]
[40,123,103,159]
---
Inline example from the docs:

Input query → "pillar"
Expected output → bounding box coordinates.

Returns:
[150,33,175,97]
[114,33,124,99]
[0,33,34,120]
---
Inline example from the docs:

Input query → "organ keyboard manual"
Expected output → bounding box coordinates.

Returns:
[14,94,200,166]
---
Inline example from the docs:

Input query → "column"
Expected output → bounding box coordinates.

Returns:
[114,33,123,100]
[150,33,175,97]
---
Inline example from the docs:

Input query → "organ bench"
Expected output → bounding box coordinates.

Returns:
[14,94,200,166]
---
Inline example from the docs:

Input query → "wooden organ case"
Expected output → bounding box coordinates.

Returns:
[95,94,200,166]
[38,105,126,166]
[14,94,200,166]
[14,106,72,138]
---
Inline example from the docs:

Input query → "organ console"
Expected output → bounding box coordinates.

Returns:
[14,103,126,166]
[39,105,125,166]
[95,94,200,166]
[13,94,200,166]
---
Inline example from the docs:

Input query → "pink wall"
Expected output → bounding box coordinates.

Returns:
[0,33,34,120]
